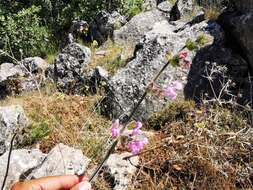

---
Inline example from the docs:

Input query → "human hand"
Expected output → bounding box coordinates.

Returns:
[11,175,92,190]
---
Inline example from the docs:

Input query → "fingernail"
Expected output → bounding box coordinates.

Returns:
[79,182,92,190]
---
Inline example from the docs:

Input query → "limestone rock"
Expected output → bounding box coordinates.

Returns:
[157,1,173,13]
[89,11,127,44]
[54,43,91,94]
[0,57,49,99]
[219,11,253,74]
[104,152,139,190]
[0,105,29,155]
[0,144,90,190]
[0,149,46,190]
[20,57,48,74]
[89,66,109,94]
[170,0,194,21]
[233,0,253,12]
[29,143,90,178]
[114,9,166,46]
[185,44,251,106]
[101,19,223,120]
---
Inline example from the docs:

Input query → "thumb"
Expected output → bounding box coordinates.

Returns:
[70,181,92,190]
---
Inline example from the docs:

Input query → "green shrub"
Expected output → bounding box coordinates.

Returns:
[122,0,144,17]
[0,6,52,61]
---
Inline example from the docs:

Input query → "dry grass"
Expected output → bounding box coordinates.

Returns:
[0,87,111,162]
[129,101,253,190]
[88,40,135,74]
[204,6,222,21]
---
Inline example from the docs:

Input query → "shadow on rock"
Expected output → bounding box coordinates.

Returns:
[184,42,252,107]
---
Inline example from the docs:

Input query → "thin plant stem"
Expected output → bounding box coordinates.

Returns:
[88,46,185,182]
[1,133,17,190]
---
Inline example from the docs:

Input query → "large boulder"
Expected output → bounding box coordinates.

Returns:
[89,11,127,44]
[101,19,223,120]
[104,152,139,190]
[0,149,46,190]
[157,1,174,13]
[185,45,251,105]
[54,43,91,94]
[218,11,253,74]
[169,0,194,21]
[114,9,166,46]
[233,0,253,12]
[0,144,90,190]
[0,105,29,155]
[28,143,90,178]
[0,57,49,99]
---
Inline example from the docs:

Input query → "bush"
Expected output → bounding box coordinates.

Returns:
[0,6,52,61]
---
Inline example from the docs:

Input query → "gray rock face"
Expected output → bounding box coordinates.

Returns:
[0,149,46,190]
[29,143,90,178]
[54,43,91,94]
[0,63,24,83]
[0,57,49,99]
[90,11,127,44]
[0,105,29,155]
[102,19,222,120]
[90,66,109,94]
[21,57,48,74]
[114,9,166,46]
[157,1,173,13]
[219,12,253,74]
[170,0,194,21]
[0,144,90,190]
[185,45,250,105]
[233,0,253,12]
[104,152,139,190]
[142,0,157,10]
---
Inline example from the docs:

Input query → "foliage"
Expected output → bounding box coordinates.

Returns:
[122,0,144,17]
[0,6,52,61]
[0,0,144,62]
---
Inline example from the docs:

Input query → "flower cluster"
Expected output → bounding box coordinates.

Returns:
[149,81,183,100]
[179,51,192,69]
[163,81,183,100]
[111,120,148,154]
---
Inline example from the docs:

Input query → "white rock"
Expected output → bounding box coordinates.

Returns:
[0,149,46,190]
[105,152,139,190]
[29,144,90,178]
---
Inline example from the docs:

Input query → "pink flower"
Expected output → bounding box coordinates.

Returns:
[163,81,183,100]
[164,86,177,100]
[128,138,148,154]
[131,121,142,136]
[111,119,120,138]
[179,51,188,59]
[171,81,183,90]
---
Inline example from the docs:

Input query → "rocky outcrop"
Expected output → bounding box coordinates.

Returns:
[0,57,49,99]
[233,0,253,12]
[54,43,91,94]
[0,144,90,190]
[89,11,127,44]
[185,45,250,105]
[0,105,29,155]
[0,149,46,190]
[218,11,253,74]
[170,0,194,21]
[104,152,139,190]
[28,143,90,178]
[89,66,109,94]
[101,19,223,120]
[114,9,166,46]
[157,1,173,13]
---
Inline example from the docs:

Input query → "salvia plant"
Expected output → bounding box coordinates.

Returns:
[88,34,209,182]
